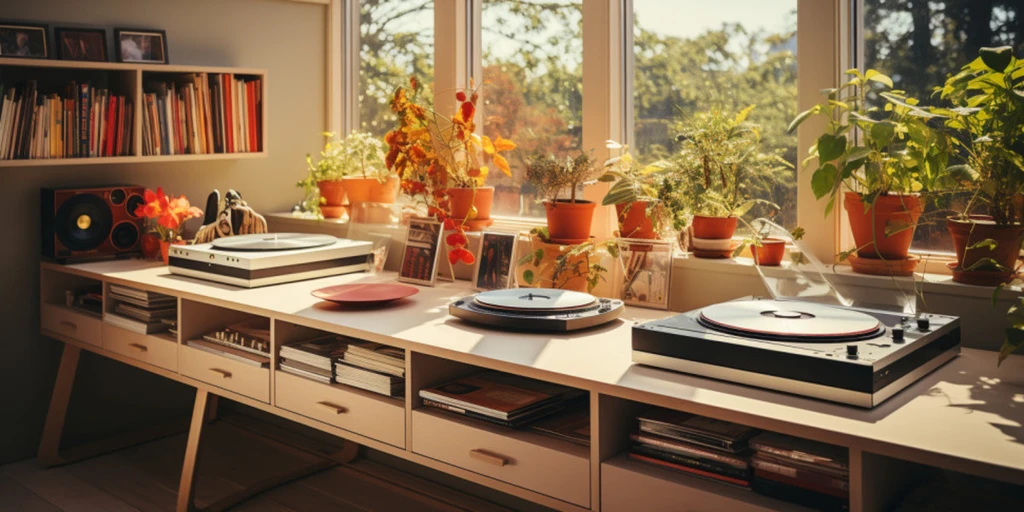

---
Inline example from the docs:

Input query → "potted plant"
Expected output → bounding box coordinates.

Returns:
[516,227,617,292]
[671,105,790,258]
[524,152,598,243]
[297,131,396,220]
[935,46,1024,285]
[788,69,951,275]
[598,141,671,240]
[385,78,516,266]
[134,187,203,264]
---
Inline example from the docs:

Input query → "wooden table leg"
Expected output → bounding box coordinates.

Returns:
[177,388,211,512]
[37,344,81,467]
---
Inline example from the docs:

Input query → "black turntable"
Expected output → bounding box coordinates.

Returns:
[450,288,625,332]
[632,297,960,408]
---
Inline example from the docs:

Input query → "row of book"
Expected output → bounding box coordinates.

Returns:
[103,285,176,335]
[630,408,849,511]
[0,81,132,160]
[187,318,271,368]
[279,336,405,398]
[141,73,262,156]
[65,285,102,317]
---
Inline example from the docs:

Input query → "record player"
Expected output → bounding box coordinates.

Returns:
[169,233,372,288]
[450,288,625,332]
[632,220,961,408]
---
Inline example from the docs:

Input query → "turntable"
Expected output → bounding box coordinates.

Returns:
[168,233,372,288]
[450,288,625,332]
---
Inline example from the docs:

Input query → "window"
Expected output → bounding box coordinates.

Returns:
[631,0,798,228]
[479,0,584,218]
[358,0,435,137]
[859,0,1024,254]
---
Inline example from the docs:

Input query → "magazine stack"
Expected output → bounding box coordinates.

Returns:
[279,335,347,384]
[419,371,583,428]
[104,284,176,335]
[333,341,405,397]
[750,432,850,511]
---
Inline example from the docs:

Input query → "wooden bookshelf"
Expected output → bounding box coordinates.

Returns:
[0,57,267,167]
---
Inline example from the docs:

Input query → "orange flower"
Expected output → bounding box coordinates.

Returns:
[448,247,475,265]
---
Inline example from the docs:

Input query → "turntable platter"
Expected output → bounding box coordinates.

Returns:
[473,288,597,312]
[211,233,338,251]
[699,300,883,340]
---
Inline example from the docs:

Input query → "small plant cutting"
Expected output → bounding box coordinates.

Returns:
[524,151,598,243]
[516,227,618,293]
[934,46,1024,285]
[297,131,393,219]
[134,187,204,264]
[788,69,952,275]
[670,105,790,257]
[385,77,516,266]
[598,141,672,240]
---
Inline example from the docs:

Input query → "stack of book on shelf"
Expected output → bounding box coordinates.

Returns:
[187,318,270,368]
[527,397,590,446]
[334,341,406,397]
[419,371,583,428]
[141,73,262,156]
[749,432,850,511]
[0,81,133,160]
[629,409,757,489]
[65,285,102,316]
[104,285,176,335]
[279,335,347,384]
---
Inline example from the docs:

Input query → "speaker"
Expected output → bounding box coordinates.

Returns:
[41,185,146,261]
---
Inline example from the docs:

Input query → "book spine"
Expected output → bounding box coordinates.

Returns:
[628,452,750,488]
[632,434,748,468]
[422,400,521,428]
[632,445,751,481]
[750,444,849,473]
[79,84,89,157]
[751,458,849,491]
[223,73,233,153]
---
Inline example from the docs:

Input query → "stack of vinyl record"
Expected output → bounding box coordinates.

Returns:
[419,371,583,428]
[629,409,758,488]
[279,335,347,384]
[749,432,850,511]
[187,318,270,368]
[333,341,405,397]
[104,284,177,334]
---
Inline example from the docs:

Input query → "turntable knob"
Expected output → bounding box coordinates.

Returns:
[892,325,905,343]
[916,316,930,331]
[846,344,859,358]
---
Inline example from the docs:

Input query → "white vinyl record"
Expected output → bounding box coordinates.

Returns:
[699,300,881,339]
[474,288,597,312]
[211,233,338,251]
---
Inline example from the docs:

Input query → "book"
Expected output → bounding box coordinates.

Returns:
[630,433,750,469]
[334,360,404,397]
[280,359,333,384]
[187,338,269,367]
[751,456,849,495]
[114,303,176,322]
[279,335,346,371]
[419,371,579,421]
[422,399,566,429]
[639,408,758,453]
[630,444,751,482]
[628,452,751,488]
[104,312,168,335]
[528,399,591,446]
[749,431,849,473]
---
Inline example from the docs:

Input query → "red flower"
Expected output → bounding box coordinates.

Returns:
[446,232,467,247]
[448,247,475,265]
[456,91,467,102]
[443,218,456,230]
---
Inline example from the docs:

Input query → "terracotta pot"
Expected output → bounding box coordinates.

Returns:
[691,215,737,240]
[141,233,161,260]
[448,187,495,231]
[160,240,185,265]
[544,200,597,243]
[516,235,589,292]
[368,176,400,204]
[342,176,378,206]
[947,216,1024,285]
[844,192,922,260]
[753,238,786,266]
[317,180,346,219]
[616,201,659,239]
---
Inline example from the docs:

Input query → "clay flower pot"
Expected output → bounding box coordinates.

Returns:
[342,176,378,206]
[753,238,786,266]
[844,191,921,260]
[448,186,495,231]
[516,235,590,292]
[368,176,400,204]
[691,215,738,240]
[141,233,162,260]
[317,180,347,219]
[159,240,186,265]
[616,201,659,239]
[544,200,597,243]
[947,215,1024,285]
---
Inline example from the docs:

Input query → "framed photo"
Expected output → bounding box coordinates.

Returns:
[55,27,107,62]
[0,22,48,59]
[399,218,443,286]
[114,28,167,64]
[473,232,516,291]
[617,238,673,310]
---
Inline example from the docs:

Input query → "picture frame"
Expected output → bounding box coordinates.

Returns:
[0,22,49,59]
[55,27,107,62]
[472,232,517,291]
[114,28,168,64]
[617,238,673,310]
[399,218,443,286]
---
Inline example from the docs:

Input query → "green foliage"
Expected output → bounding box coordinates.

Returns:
[1000,297,1024,366]
[517,227,616,292]
[523,152,596,203]
[295,131,391,218]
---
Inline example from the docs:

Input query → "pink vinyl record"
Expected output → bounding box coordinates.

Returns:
[311,283,419,306]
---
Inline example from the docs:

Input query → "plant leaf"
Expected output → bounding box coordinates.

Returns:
[733,104,756,125]
[787,106,818,134]
[522,269,534,285]
[980,46,1014,73]
[816,134,847,163]
[811,163,838,200]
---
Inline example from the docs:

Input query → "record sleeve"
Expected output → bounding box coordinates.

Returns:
[628,452,751,488]
[419,371,578,420]
[749,432,849,472]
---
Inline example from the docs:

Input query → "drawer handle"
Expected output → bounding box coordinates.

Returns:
[128,343,148,352]
[316,401,347,415]
[469,449,509,467]
[209,368,232,379]
[59,320,78,331]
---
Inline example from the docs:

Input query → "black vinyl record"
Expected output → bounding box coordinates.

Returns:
[55,194,113,252]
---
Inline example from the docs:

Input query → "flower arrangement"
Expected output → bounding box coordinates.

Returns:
[134,187,203,243]
[385,77,516,265]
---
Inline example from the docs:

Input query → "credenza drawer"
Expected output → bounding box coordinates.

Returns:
[41,304,102,347]
[180,344,269,402]
[412,408,590,507]
[276,372,405,448]
[102,324,178,372]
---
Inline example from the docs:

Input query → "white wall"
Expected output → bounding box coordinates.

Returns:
[0,0,326,463]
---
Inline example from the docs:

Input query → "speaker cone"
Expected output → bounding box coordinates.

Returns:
[56,194,113,252]
[109,188,126,205]
[111,221,141,250]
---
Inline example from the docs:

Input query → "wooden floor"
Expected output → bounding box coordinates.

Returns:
[0,415,515,512]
